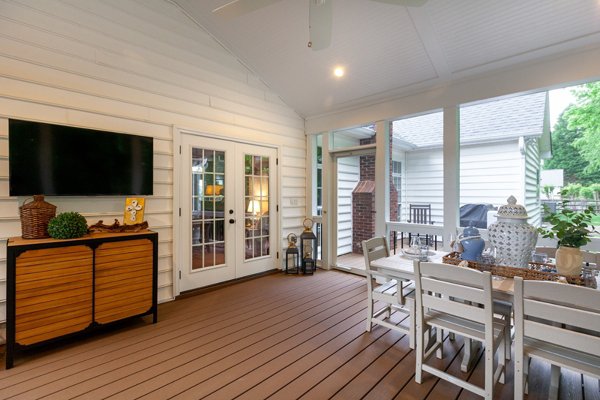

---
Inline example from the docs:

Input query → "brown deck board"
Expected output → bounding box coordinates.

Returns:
[15,276,360,399]
[0,269,597,400]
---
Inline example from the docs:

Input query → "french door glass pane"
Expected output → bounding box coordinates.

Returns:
[244,153,270,260]
[191,148,225,270]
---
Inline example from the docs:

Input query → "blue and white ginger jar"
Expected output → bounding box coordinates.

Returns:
[487,195,538,268]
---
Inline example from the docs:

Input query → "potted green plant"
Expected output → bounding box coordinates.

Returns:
[538,195,598,276]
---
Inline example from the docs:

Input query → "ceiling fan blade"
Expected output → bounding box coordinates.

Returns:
[308,0,332,50]
[212,0,282,19]
[370,0,428,6]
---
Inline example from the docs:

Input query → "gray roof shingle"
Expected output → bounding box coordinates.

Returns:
[392,92,547,148]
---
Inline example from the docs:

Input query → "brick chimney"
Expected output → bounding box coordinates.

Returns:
[352,131,398,253]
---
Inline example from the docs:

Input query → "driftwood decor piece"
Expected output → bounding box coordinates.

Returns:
[88,219,148,233]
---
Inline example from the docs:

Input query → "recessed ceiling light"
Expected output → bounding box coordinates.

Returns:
[333,66,345,78]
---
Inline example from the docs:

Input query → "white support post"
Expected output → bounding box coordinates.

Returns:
[320,132,332,269]
[443,106,459,250]
[375,120,390,237]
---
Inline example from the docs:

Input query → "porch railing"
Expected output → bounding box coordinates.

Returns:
[386,221,445,255]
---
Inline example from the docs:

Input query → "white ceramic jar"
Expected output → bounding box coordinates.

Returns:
[487,195,538,268]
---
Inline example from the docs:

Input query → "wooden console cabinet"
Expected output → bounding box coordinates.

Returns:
[5,231,158,369]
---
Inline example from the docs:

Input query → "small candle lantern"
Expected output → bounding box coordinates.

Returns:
[300,218,317,274]
[285,233,299,274]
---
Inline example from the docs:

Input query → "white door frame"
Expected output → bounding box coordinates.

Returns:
[172,127,281,297]
[330,146,376,269]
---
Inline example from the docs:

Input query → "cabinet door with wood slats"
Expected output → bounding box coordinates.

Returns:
[94,239,153,324]
[15,245,93,345]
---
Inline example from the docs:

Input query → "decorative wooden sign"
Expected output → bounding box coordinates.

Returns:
[124,197,145,225]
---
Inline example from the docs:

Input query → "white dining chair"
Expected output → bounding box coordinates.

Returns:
[513,276,600,400]
[414,261,507,400]
[362,236,416,348]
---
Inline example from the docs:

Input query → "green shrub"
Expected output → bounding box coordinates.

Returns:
[562,184,582,199]
[580,186,594,200]
[542,185,555,199]
[47,212,88,239]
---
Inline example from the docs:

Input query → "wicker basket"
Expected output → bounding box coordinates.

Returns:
[442,251,589,287]
[19,195,57,239]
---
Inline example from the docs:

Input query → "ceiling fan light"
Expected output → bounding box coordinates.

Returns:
[333,66,345,78]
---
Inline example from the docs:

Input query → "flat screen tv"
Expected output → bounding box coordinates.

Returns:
[9,119,153,196]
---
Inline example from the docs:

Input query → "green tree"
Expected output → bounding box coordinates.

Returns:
[562,183,582,199]
[542,185,554,199]
[543,110,600,185]
[580,186,594,200]
[564,82,600,173]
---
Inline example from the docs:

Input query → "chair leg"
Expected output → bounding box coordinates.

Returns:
[549,365,560,400]
[408,299,415,349]
[461,338,480,372]
[484,343,494,400]
[524,357,530,395]
[415,321,424,384]
[366,299,373,332]
[499,330,506,384]
[514,351,524,400]
[435,327,443,359]
[505,320,511,361]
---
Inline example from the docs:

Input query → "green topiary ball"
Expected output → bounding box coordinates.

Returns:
[47,212,89,239]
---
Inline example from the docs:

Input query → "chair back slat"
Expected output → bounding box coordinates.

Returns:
[524,299,600,332]
[422,293,486,323]
[514,277,600,366]
[362,236,390,274]
[409,204,432,224]
[415,261,492,326]
[521,280,600,312]
[524,320,600,358]
[419,262,488,290]
[420,277,485,305]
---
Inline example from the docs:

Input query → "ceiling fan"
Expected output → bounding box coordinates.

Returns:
[213,0,428,50]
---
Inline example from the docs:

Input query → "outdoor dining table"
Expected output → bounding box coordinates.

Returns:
[369,250,516,372]
[370,249,600,386]
[370,250,515,299]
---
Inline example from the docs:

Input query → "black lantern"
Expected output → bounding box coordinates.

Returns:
[285,233,299,274]
[300,218,317,274]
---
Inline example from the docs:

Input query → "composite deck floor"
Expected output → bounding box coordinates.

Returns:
[0,269,598,399]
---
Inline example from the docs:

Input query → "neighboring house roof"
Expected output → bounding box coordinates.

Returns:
[393,92,548,149]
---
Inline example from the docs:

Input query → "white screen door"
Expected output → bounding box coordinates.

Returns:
[179,134,278,291]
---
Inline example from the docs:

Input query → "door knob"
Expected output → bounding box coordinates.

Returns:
[229,218,235,224]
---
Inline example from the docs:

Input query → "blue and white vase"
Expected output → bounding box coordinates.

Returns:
[487,195,538,268]
[459,226,485,261]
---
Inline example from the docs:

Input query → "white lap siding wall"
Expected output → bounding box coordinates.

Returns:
[0,0,305,326]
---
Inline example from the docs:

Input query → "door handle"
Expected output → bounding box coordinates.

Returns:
[229,218,235,224]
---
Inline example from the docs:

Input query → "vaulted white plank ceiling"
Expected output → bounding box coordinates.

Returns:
[173,0,600,119]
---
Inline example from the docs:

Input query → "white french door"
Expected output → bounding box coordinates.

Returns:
[179,134,278,291]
